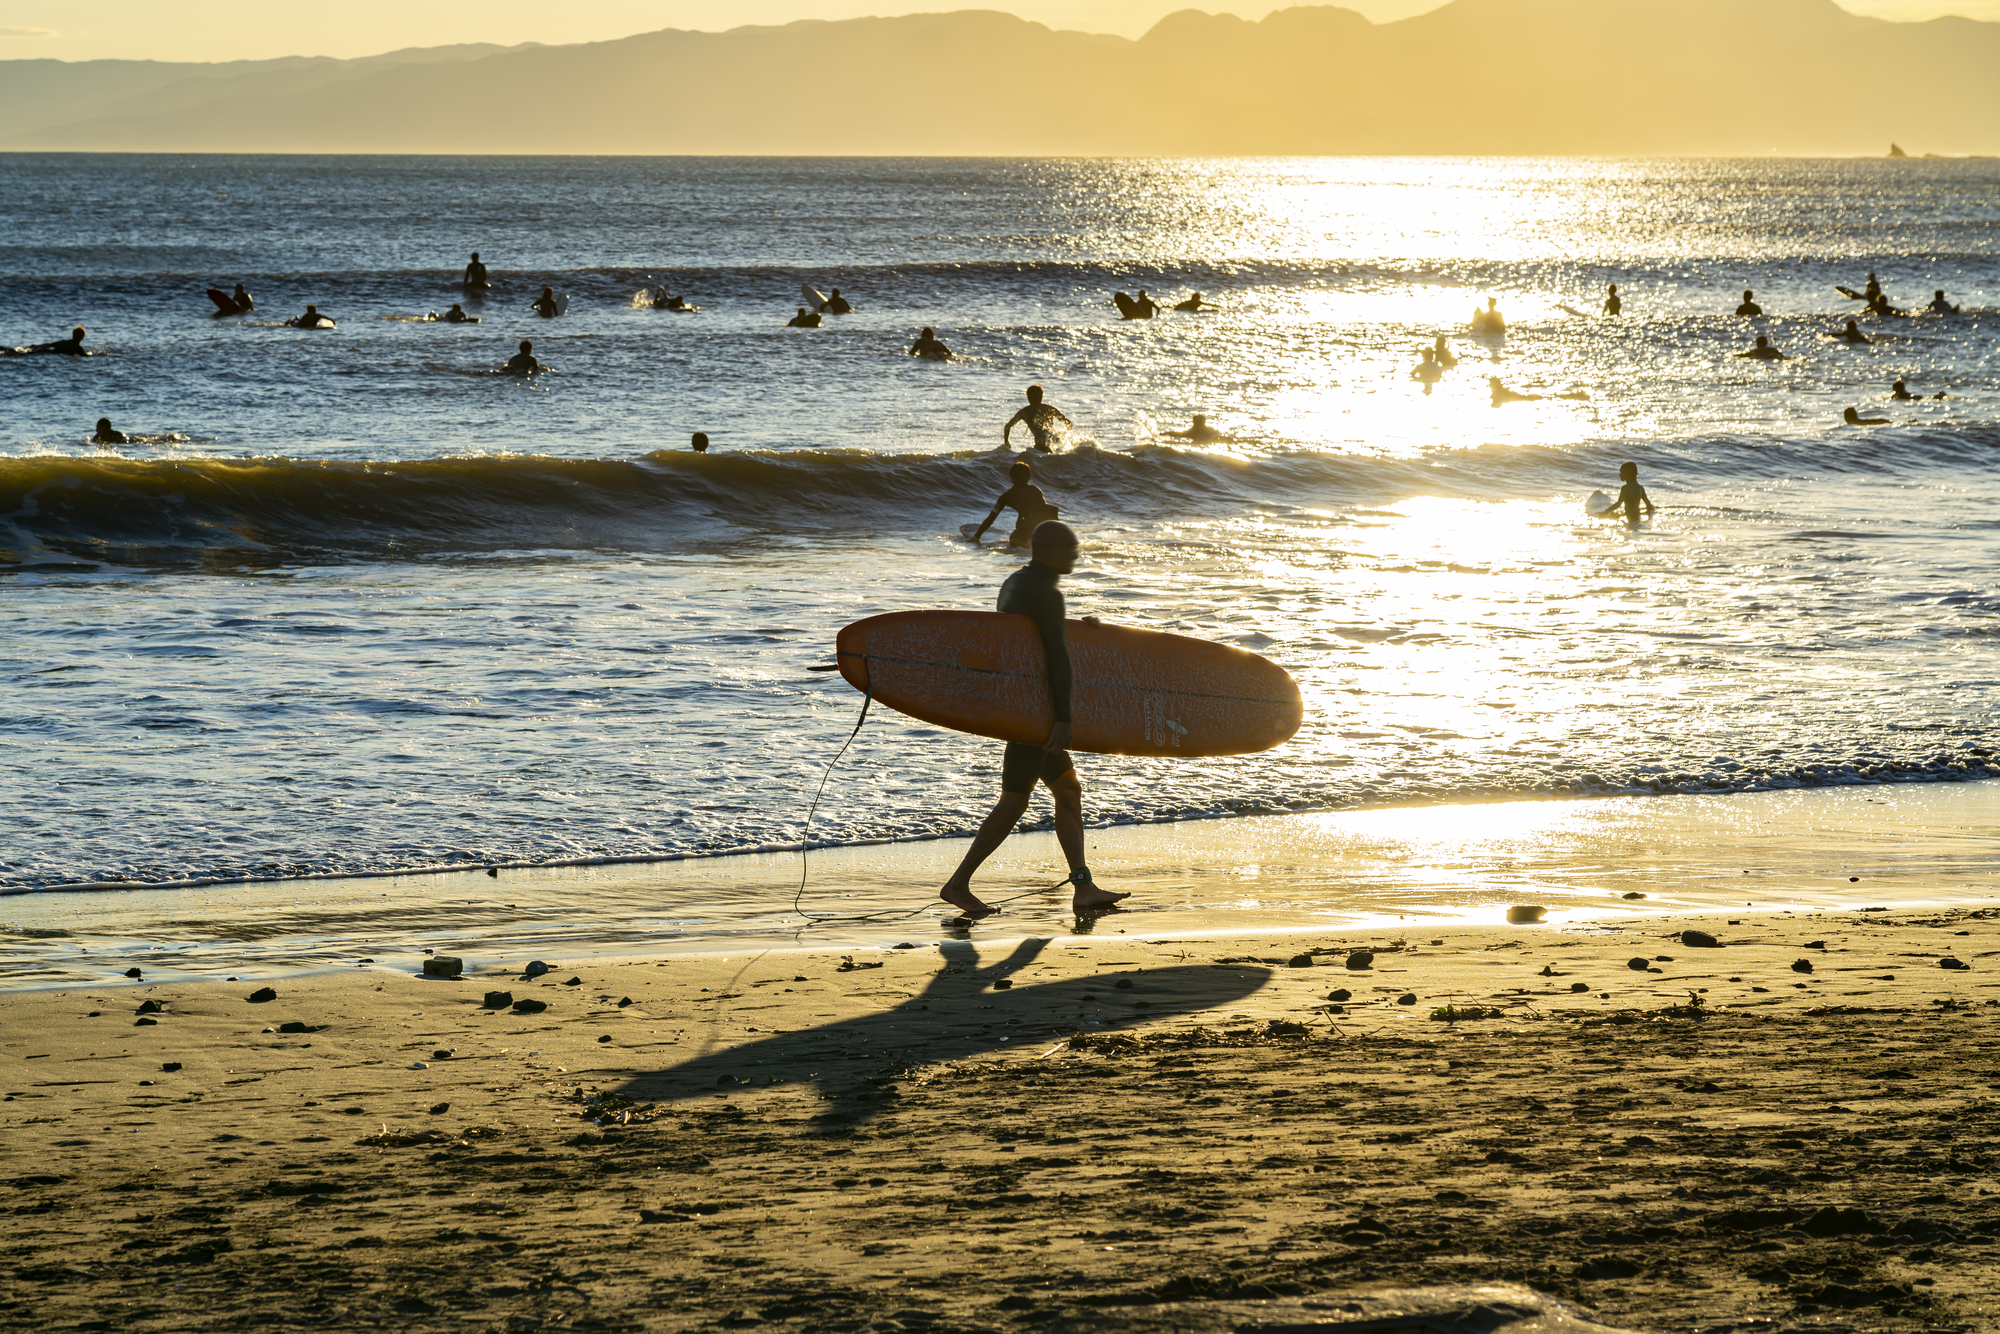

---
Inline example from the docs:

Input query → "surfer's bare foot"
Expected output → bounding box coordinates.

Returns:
[1073,882,1130,914]
[941,883,997,919]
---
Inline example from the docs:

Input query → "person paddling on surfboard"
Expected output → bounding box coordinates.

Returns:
[502,339,546,377]
[5,325,90,355]
[940,521,1130,921]
[93,417,128,445]
[788,307,823,328]
[1003,384,1074,453]
[969,460,1058,546]
[1593,461,1656,527]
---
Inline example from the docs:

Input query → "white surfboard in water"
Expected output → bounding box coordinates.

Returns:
[1584,490,1612,516]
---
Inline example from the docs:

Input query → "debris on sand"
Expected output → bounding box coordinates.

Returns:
[246,986,277,1003]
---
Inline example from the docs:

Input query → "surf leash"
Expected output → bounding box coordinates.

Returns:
[794,659,1090,925]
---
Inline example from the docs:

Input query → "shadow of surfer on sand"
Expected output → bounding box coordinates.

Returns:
[609,937,1272,1126]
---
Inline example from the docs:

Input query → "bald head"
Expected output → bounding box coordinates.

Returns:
[1030,520,1079,574]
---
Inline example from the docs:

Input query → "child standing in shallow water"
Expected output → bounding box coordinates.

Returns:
[1596,461,1657,526]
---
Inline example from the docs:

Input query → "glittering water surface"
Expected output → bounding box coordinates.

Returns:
[1,156,1996,892]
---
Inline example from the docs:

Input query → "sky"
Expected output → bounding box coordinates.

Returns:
[0,0,1993,62]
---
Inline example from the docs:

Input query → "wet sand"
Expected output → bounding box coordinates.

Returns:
[9,780,1997,986]
[5,901,1999,1332]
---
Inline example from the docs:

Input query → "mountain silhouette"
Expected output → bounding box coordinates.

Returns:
[5,0,1996,155]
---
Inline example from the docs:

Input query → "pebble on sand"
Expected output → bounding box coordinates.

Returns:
[1346,951,1376,971]
[1792,959,1815,974]
[483,991,514,1009]
[247,986,278,1003]
[161,1061,181,1072]
[1627,958,1650,971]
[1328,988,1352,1002]
[124,968,143,978]
[422,956,464,978]
[1940,957,1968,970]
[512,998,548,1014]
[1681,930,1721,948]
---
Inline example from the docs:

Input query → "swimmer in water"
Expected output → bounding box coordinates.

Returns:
[787,307,823,328]
[464,252,489,287]
[1489,377,1544,404]
[441,303,478,323]
[502,339,545,377]
[531,287,561,318]
[821,288,853,315]
[1471,297,1505,333]
[969,459,1060,546]
[1927,289,1961,314]
[1166,413,1233,443]
[661,292,691,311]
[1891,379,1915,400]
[93,417,128,445]
[690,432,710,453]
[1593,461,1656,526]
[1736,335,1786,360]
[908,327,952,361]
[1735,289,1763,317]
[1843,407,1889,426]
[5,325,89,355]
[1834,319,1867,343]
[1412,349,1443,383]
[1174,292,1211,312]
[1003,384,1075,453]
[1432,334,1457,367]
[1604,283,1622,316]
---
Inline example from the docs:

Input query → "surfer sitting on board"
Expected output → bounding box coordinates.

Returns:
[93,417,128,445]
[502,339,546,377]
[1866,291,1904,318]
[1736,335,1786,360]
[1470,298,1505,334]
[940,520,1131,920]
[532,287,561,318]
[908,327,952,361]
[1834,319,1868,343]
[1003,384,1073,453]
[1927,289,1961,314]
[787,307,823,328]
[464,253,489,288]
[1593,462,1656,526]
[5,326,89,356]
[1604,284,1622,316]
[819,288,853,315]
[1735,290,1763,317]
[288,304,333,328]
[969,460,1059,546]
[229,283,254,312]
[442,303,477,323]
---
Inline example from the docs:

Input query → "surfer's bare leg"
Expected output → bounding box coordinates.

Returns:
[941,792,1032,918]
[1046,769,1129,913]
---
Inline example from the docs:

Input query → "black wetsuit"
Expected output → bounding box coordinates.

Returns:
[996,561,1075,793]
[991,482,1057,545]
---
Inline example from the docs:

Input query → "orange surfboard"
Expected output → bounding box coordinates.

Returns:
[835,611,1301,757]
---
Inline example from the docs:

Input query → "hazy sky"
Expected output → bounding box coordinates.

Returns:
[1,0,1992,62]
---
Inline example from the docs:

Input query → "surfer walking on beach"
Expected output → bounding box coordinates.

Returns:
[940,521,1130,921]
[1003,384,1073,453]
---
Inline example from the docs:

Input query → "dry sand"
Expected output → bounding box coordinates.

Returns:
[6,903,2000,1332]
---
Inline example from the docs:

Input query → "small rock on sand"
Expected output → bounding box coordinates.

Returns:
[428,1102,449,1115]
[1570,982,1590,992]
[124,968,143,978]
[136,999,162,1014]
[1792,959,1815,973]
[1396,993,1417,1006]
[1506,906,1546,924]
[1328,988,1352,1002]
[483,991,514,1008]
[512,998,548,1014]
[1287,953,1314,967]
[247,986,277,1003]
[422,956,464,978]
[562,976,583,987]
[524,961,551,978]
[993,979,1014,990]
[598,1035,613,1043]
[1682,930,1720,948]
[1621,892,1646,900]
[1627,958,1650,971]
[161,1062,182,1072]
[1346,951,1375,971]
[1940,957,1968,970]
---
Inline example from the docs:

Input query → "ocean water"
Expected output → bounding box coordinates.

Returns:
[2,154,1996,895]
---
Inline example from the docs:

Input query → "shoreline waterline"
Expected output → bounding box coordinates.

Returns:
[5,779,1993,991]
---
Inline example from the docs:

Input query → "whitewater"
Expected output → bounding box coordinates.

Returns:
[2,154,1995,894]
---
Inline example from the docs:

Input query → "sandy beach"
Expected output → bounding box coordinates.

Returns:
[6,881,1998,1331]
